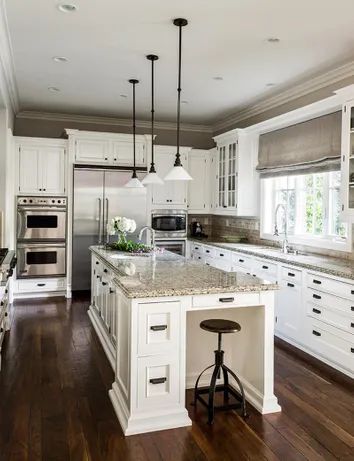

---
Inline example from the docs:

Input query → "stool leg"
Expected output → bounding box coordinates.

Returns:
[193,364,214,407]
[208,365,220,424]
[224,365,248,418]
[221,365,229,402]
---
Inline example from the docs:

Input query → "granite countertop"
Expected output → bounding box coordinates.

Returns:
[189,239,354,281]
[90,246,278,299]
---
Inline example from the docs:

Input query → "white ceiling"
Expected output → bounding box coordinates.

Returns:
[5,0,354,124]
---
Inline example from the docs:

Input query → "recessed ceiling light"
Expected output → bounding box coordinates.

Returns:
[48,86,60,93]
[57,4,77,13]
[213,76,223,81]
[266,83,276,87]
[120,94,127,98]
[181,100,188,104]
[267,37,280,43]
[53,56,68,63]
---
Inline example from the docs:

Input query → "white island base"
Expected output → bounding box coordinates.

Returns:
[105,290,280,436]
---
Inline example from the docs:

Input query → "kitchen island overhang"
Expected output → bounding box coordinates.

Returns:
[89,246,281,436]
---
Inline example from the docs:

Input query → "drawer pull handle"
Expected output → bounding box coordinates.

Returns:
[351,348,354,353]
[312,308,321,314]
[220,253,224,257]
[351,307,354,311]
[206,263,210,266]
[96,275,100,279]
[313,294,321,300]
[262,265,269,270]
[206,250,210,253]
[239,259,244,263]
[351,290,354,295]
[219,297,234,303]
[150,325,168,331]
[96,261,99,265]
[149,377,167,385]
[312,330,321,337]
[103,269,108,273]
[0,328,3,333]
[109,289,114,294]
[37,283,46,287]
[351,323,354,328]
[102,282,107,286]
[287,282,295,288]
[288,272,295,277]
[313,279,321,285]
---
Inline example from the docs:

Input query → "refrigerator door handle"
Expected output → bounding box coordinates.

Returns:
[98,198,102,244]
[105,198,109,243]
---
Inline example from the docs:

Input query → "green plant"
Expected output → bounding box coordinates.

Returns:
[106,239,153,253]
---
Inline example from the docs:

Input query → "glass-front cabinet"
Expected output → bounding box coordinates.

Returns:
[341,101,354,219]
[216,141,238,212]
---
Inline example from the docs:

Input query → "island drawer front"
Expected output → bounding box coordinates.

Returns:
[307,319,354,372]
[281,266,302,284]
[193,254,205,264]
[138,301,181,356]
[307,302,354,334]
[253,259,278,278]
[231,253,252,270]
[137,355,180,410]
[203,246,216,257]
[191,292,260,310]
[306,289,354,317]
[306,273,354,300]
[215,249,232,262]
[16,278,65,293]
[192,244,203,254]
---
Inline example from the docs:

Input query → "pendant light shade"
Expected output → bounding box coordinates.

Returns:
[164,18,192,182]
[125,79,144,188]
[142,54,164,186]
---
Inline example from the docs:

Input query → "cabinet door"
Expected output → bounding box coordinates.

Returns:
[217,145,227,209]
[18,146,40,193]
[111,140,145,166]
[216,142,238,212]
[188,153,209,213]
[40,147,65,194]
[276,280,302,342]
[75,139,110,164]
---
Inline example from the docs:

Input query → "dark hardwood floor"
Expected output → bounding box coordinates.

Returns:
[0,294,353,461]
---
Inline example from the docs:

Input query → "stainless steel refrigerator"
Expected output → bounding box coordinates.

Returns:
[72,168,148,291]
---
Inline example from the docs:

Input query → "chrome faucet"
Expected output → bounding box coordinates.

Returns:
[274,203,289,254]
[139,226,156,247]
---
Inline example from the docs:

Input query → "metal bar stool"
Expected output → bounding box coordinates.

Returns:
[194,319,247,424]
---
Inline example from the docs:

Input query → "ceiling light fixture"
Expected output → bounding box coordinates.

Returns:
[48,86,60,92]
[124,79,144,189]
[213,76,223,81]
[142,54,164,186]
[53,56,68,63]
[164,18,192,182]
[181,100,188,104]
[57,4,77,13]
[120,94,127,98]
[267,37,280,43]
[266,82,276,87]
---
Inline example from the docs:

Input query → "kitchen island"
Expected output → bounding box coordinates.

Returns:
[89,246,281,436]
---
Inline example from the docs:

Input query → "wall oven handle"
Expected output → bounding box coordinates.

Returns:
[97,198,102,244]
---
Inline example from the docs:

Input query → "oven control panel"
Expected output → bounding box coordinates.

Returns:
[17,196,67,206]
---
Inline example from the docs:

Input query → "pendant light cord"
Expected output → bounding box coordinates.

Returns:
[128,79,138,179]
[175,22,183,167]
[150,57,156,173]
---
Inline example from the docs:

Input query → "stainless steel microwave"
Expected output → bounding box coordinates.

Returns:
[151,210,187,239]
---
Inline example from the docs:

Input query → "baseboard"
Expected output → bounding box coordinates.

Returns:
[13,291,67,299]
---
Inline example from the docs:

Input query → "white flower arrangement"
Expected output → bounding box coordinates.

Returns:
[107,216,137,237]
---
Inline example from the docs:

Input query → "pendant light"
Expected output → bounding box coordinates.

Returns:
[142,54,164,185]
[164,18,192,181]
[125,79,144,188]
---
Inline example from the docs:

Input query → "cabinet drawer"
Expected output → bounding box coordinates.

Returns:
[192,253,205,264]
[253,259,278,278]
[215,249,232,262]
[92,257,103,272]
[231,253,252,270]
[203,246,216,258]
[307,319,354,372]
[306,289,354,317]
[192,292,259,309]
[138,302,180,355]
[191,244,203,254]
[137,355,180,410]
[281,266,302,284]
[212,259,233,272]
[307,272,354,300]
[17,278,65,293]
[307,302,354,334]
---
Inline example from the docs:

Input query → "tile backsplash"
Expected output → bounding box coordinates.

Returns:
[188,214,354,260]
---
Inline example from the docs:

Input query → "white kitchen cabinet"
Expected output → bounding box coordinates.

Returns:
[17,139,66,195]
[187,149,210,213]
[340,100,354,221]
[212,129,258,216]
[150,146,189,208]
[67,129,147,167]
[276,279,302,342]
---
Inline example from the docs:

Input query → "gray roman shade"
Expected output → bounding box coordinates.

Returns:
[257,111,342,177]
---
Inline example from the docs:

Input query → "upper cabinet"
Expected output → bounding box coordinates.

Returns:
[16,138,66,195]
[67,130,147,167]
[149,146,190,208]
[341,101,354,220]
[187,149,211,213]
[213,129,258,216]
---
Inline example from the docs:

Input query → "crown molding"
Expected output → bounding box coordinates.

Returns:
[213,60,354,132]
[16,110,213,133]
[0,0,19,114]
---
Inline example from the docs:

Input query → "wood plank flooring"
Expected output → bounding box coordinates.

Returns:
[0,293,353,461]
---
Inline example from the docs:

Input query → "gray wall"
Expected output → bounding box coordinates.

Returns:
[14,116,215,150]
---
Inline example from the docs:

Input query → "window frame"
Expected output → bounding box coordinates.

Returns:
[260,172,352,253]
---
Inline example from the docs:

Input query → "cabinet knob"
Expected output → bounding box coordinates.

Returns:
[150,324,168,331]
[149,377,167,385]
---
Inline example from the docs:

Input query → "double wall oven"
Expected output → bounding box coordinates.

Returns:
[151,210,187,256]
[16,196,67,278]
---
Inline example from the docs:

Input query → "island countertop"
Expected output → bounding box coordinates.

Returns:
[90,246,278,299]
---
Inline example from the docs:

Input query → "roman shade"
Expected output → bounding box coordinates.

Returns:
[257,111,342,177]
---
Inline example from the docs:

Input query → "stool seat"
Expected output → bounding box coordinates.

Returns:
[200,319,241,334]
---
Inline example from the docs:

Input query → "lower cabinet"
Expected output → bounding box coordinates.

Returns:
[188,240,354,377]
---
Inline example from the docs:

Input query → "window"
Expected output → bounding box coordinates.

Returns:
[261,171,350,250]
